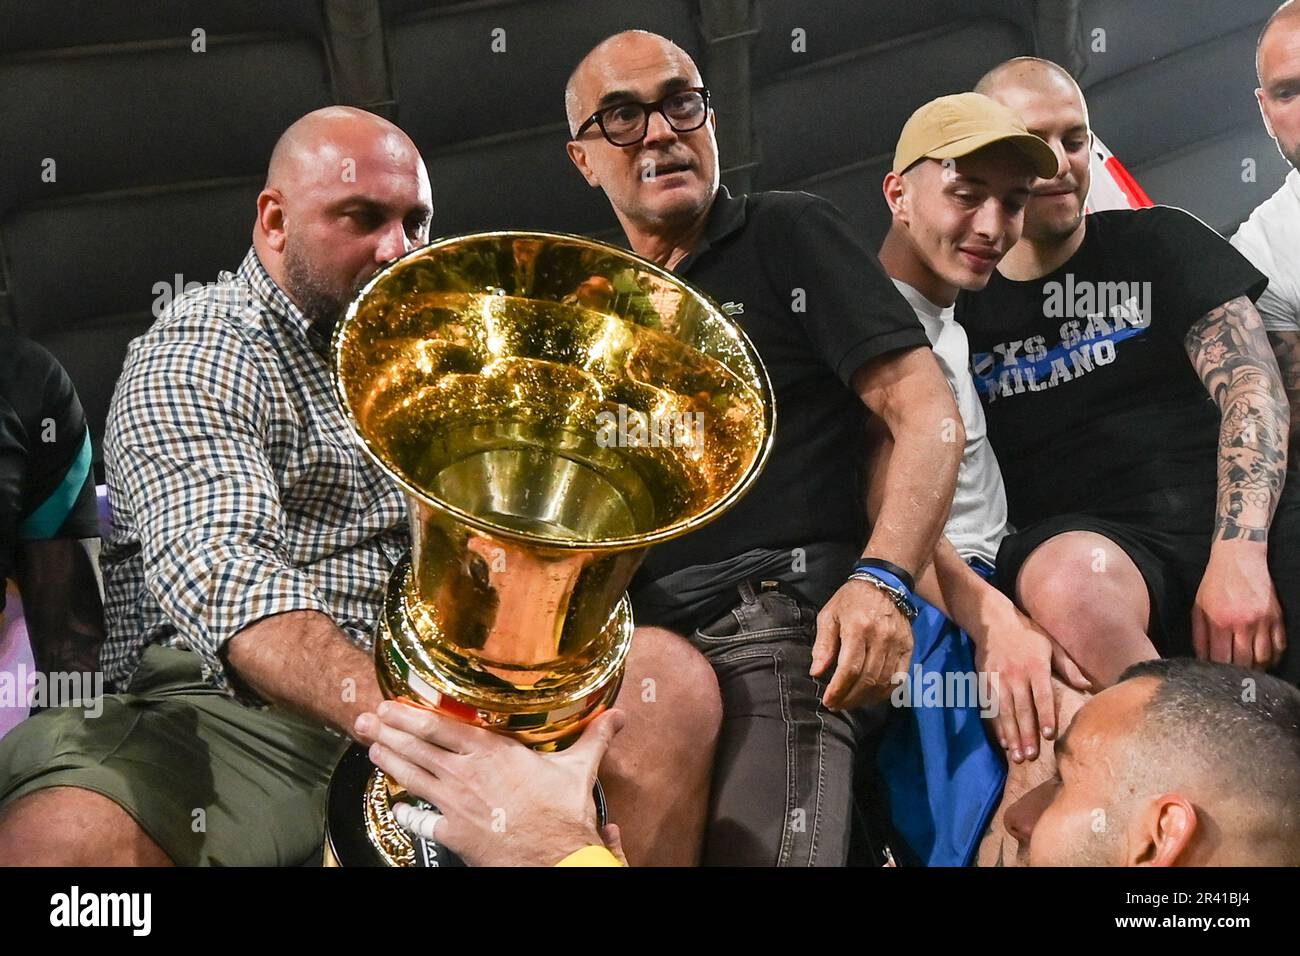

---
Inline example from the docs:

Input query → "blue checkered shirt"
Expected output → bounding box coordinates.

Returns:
[100,248,408,696]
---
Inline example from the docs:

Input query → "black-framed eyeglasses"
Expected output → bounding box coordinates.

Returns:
[574,87,710,146]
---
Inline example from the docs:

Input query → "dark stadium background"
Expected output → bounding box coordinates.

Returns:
[0,0,1288,478]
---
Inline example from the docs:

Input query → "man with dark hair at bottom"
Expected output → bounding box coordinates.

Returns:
[561,30,963,865]
[0,106,721,867]
[960,57,1300,690]
[1006,658,1300,866]
[355,657,1300,867]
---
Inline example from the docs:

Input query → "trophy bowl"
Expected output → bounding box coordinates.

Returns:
[324,231,774,866]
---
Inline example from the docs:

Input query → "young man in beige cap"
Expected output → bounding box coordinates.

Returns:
[871,93,1088,865]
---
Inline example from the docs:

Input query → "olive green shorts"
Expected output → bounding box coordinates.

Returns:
[0,645,349,865]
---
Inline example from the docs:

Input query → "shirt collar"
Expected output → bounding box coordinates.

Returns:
[236,247,332,353]
[1287,167,1300,202]
[678,185,747,272]
[237,247,310,327]
[891,277,950,323]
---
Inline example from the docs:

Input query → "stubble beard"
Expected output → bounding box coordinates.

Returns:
[1285,140,1300,173]
[1025,202,1085,246]
[283,238,351,333]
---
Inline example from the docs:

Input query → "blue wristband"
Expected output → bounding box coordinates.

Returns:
[851,558,915,594]
[848,567,918,621]
[851,567,912,597]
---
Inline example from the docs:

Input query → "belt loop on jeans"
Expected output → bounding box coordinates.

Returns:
[737,579,758,605]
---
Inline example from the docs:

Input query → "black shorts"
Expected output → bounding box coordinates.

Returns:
[1268,484,1300,685]
[995,485,1217,657]
[997,483,1300,683]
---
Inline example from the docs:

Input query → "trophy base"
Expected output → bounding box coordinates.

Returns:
[323,743,465,867]
[324,557,631,867]
[323,742,608,867]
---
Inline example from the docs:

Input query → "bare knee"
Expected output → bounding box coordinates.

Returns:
[625,626,722,734]
[1016,532,1156,686]
[0,787,172,866]
[1018,533,1146,618]
[607,626,722,776]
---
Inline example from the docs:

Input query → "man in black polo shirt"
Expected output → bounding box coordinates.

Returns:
[565,30,963,865]
[957,57,1299,688]
[1,328,103,680]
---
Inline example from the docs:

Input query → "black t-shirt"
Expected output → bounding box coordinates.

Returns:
[955,206,1267,528]
[0,328,100,611]
[631,187,929,587]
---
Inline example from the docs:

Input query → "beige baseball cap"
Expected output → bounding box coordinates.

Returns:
[892,92,1058,179]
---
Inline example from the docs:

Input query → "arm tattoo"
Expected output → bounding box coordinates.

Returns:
[1268,330,1300,474]
[1184,295,1291,543]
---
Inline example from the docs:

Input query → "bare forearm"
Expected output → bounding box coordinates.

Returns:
[1212,378,1287,540]
[1185,296,1290,542]
[857,354,962,577]
[14,538,105,674]
[922,538,1016,643]
[224,609,383,737]
[864,394,961,574]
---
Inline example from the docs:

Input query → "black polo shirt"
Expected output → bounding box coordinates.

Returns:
[630,186,928,595]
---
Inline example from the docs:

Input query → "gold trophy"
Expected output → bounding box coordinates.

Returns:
[323,231,774,866]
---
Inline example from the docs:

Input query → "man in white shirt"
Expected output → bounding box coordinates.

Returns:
[1232,0,1300,467]
[870,93,1089,865]
[1229,3,1300,689]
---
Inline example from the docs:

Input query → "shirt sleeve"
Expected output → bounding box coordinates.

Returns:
[106,316,332,698]
[1231,220,1300,334]
[761,193,929,388]
[1133,206,1269,340]
[17,343,98,543]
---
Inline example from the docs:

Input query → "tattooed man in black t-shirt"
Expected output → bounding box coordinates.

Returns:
[955,57,1299,693]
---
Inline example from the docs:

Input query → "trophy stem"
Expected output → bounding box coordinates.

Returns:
[377,556,632,749]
